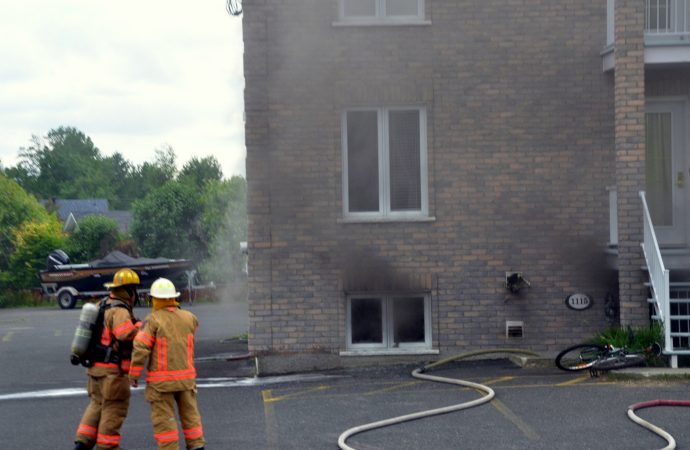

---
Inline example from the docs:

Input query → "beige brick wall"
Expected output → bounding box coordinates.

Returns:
[244,0,619,363]
[614,0,647,326]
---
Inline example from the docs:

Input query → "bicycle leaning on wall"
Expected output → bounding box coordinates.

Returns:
[555,341,662,377]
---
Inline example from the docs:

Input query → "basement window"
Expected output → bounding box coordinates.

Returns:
[346,294,431,351]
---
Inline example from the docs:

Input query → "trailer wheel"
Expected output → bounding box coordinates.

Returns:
[57,291,77,309]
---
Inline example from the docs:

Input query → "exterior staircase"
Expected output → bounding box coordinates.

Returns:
[641,192,690,368]
[648,275,690,368]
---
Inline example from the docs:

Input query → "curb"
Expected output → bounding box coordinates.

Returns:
[195,352,253,363]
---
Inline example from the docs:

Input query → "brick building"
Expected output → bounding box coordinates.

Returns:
[242,0,690,372]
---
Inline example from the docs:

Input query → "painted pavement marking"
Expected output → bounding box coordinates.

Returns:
[363,381,421,396]
[482,376,515,385]
[490,397,541,441]
[261,390,280,450]
[556,374,591,386]
[262,385,331,403]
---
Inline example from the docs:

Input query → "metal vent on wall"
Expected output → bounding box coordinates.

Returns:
[506,321,524,338]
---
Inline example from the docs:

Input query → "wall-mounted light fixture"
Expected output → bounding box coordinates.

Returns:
[506,272,531,294]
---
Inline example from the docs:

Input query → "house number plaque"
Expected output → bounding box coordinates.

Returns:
[565,293,592,311]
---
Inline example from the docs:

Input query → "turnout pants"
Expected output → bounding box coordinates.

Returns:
[75,374,131,449]
[145,386,205,450]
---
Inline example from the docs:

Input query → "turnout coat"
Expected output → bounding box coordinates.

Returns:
[129,306,199,391]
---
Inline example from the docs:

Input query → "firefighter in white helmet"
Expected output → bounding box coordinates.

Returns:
[73,268,142,450]
[129,278,205,450]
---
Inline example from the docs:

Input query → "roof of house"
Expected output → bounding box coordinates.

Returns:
[42,198,133,233]
[50,199,109,221]
[103,210,134,233]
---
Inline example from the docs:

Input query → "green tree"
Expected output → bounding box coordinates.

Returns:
[130,180,204,261]
[66,215,121,262]
[102,152,136,209]
[16,127,111,200]
[2,218,65,290]
[130,145,178,204]
[178,156,223,189]
[199,176,247,282]
[6,129,187,210]
[0,173,52,271]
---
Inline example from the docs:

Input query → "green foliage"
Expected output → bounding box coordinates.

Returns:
[0,289,46,309]
[133,146,178,204]
[198,176,247,282]
[179,156,223,189]
[2,218,65,289]
[101,152,136,209]
[591,323,664,352]
[66,215,121,262]
[19,127,111,200]
[130,176,247,283]
[131,181,204,261]
[4,127,249,291]
[0,173,51,270]
[6,128,179,210]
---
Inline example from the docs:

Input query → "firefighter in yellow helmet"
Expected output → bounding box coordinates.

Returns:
[73,268,142,450]
[129,278,205,450]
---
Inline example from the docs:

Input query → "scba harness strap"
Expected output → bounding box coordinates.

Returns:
[80,299,134,369]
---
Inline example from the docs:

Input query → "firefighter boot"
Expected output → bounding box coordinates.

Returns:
[73,441,92,450]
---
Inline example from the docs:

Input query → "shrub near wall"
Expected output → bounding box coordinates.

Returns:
[0,173,65,307]
[4,219,65,289]
[0,218,65,308]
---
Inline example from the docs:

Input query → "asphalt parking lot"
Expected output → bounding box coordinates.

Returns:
[246,359,690,449]
[4,304,690,449]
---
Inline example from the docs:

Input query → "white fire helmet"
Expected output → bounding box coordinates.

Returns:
[149,278,180,299]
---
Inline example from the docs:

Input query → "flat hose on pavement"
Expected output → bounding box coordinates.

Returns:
[627,400,690,450]
[337,349,540,450]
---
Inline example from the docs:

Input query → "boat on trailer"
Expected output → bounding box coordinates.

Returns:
[40,250,194,309]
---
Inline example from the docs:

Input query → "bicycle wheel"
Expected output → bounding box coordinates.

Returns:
[555,344,607,371]
[592,354,645,371]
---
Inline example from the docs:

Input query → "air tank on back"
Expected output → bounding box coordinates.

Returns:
[70,302,99,365]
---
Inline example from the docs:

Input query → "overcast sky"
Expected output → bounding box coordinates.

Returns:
[0,1,246,178]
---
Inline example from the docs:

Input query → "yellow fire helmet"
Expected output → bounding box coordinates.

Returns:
[104,268,141,289]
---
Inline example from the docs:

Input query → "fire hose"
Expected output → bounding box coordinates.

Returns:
[337,349,540,450]
[336,348,690,450]
[627,400,690,450]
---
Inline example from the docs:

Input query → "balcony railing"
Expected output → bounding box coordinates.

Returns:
[646,0,689,35]
[606,0,690,47]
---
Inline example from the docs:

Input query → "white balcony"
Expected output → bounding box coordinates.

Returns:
[646,0,690,37]
[603,0,690,71]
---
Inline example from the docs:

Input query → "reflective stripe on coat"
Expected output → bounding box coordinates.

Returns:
[130,307,199,392]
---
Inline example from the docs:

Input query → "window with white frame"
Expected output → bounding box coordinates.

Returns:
[347,294,431,350]
[342,107,428,219]
[339,0,424,23]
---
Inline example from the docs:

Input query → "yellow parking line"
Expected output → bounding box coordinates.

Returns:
[261,389,274,403]
[262,376,614,406]
[556,375,591,386]
[482,376,514,385]
[490,397,540,441]
[262,385,330,403]
[261,390,280,449]
[364,381,421,396]
[2,331,14,342]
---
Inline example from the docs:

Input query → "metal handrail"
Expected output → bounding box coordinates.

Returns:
[608,0,690,45]
[639,191,671,354]
[645,0,689,35]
